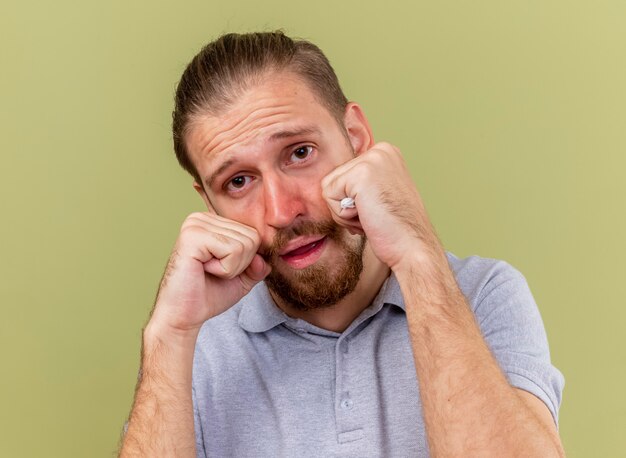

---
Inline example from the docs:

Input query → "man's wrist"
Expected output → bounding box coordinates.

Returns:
[390,236,446,274]
[143,317,201,352]
[394,248,466,313]
[394,246,444,285]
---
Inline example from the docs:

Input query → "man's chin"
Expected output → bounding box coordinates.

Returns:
[264,235,366,312]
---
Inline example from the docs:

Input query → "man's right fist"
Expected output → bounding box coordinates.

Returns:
[148,212,271,334]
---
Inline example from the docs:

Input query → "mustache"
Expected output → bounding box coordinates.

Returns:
[260,219,340,260]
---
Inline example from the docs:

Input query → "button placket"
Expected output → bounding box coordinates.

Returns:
[341,339,349,354]
[334,336,363,442]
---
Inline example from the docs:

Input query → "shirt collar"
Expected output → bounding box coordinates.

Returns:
[238,272,405,334]
[373,271,405,312]
[237,282,289,333]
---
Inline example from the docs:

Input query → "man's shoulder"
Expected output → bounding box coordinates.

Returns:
[445,251,530,312]
[446,250,515,274]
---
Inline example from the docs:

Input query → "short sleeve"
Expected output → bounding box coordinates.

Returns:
[471,261,565,427]
[192,381,207,457]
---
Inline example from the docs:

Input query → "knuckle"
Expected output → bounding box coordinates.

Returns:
[374,141,401,158]
[179,224,200,238]
[355,161,374,180]
[224,269,238,280]
[220,259,237,279]
[241,226,259,245]
[181,212,206,229]
[180,219,193,231]
[243,235,256,252]
[211,232,229,245]
[249,231,261,247]
[188,211,207,221]
[231,238,245,255]
[370,152,385,166]
[320,174,331,188]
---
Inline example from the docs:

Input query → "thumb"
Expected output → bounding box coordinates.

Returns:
[240,254,271,290]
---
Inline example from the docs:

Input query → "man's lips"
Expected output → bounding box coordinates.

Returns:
[279,235,326,257]
[278,236,328,269]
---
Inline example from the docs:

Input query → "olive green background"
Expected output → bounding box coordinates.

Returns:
[2,0,624,456]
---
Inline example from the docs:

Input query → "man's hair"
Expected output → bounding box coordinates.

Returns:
[172,31,349,185]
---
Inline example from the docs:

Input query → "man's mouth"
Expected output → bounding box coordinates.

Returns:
[279,236,327,269]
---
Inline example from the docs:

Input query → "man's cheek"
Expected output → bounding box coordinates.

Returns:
[218,199,262,227]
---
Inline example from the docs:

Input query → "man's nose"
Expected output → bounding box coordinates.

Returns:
[262,173,306,229]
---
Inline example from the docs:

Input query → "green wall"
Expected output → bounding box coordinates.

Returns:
[2,1,624,456]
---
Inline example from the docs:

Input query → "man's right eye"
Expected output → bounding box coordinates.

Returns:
[226,175,253,192]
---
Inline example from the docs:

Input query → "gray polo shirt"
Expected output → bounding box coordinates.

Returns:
[192,252,564,457]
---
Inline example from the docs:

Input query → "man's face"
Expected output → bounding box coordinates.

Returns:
[186,71,366,311]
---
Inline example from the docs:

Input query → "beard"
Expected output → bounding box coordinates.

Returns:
[262,219,366,312]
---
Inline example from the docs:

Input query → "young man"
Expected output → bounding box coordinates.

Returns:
[120,32,565,457]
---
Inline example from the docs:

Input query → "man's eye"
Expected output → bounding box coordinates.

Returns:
[226,175,252,191]
[290,145,314,162]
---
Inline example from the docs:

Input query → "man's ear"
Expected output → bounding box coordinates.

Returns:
[343,102,375,155]
[193,181,217,214]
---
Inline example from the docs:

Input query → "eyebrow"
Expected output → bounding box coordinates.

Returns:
[206,158,237,189]
[268,126,321,141]
[204,125,322,189]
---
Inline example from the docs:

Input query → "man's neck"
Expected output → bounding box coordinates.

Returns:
[270,245,390,333]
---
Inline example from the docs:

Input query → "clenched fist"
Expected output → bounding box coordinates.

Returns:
[322,142,444,274]
[149,212,271,334]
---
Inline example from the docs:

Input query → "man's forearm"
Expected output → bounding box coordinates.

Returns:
[396,262,563,457]
[119,323,198,457]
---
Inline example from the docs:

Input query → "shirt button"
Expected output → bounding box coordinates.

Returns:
[340,398,353,410]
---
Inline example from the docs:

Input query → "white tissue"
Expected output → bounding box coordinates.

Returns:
[340,197,356,209]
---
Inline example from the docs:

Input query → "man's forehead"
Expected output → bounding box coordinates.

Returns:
[187,75,333,168]
[189,114,327,167]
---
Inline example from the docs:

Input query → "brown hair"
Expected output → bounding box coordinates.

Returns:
[172,31,349,185]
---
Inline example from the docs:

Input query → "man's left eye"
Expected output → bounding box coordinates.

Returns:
[290,145,314,162]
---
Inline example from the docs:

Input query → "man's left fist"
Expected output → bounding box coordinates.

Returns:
[321,142,444,273]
